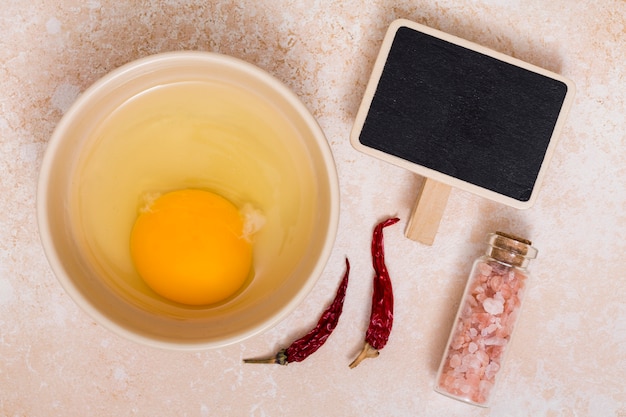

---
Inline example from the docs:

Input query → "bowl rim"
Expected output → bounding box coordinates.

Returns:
[36,50,340,350]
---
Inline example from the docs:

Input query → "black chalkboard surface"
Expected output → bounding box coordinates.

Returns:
[351,19,575,243]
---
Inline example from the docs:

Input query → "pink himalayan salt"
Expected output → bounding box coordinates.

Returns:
[482,297,504,315]
[449,354,462,368]
[477,262,493,276]
[436,260,528,405]
[488,274,503,291]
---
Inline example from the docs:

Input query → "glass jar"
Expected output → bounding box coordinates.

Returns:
[434,232,538,407]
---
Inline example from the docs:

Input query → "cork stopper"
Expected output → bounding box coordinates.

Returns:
[486,231,538,268]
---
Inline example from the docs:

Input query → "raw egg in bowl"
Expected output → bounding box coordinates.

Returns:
[37,51,339,350]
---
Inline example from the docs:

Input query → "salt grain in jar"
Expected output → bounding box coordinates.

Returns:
[434,232,538,407]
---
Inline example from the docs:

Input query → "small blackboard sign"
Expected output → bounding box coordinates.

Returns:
[351,19,575,243]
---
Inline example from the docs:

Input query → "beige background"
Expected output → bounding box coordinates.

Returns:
[1,1,625,416]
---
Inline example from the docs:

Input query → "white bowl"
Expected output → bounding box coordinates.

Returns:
[37,51,339,350]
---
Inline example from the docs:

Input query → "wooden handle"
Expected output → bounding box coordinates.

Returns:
[404,178,452,245]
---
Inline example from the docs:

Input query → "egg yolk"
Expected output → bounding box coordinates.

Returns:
[129,189,252,305]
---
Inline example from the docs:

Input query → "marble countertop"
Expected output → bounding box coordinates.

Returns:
[1,1,625,416]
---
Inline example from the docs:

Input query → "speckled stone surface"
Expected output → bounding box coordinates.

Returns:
[1,1,625,416]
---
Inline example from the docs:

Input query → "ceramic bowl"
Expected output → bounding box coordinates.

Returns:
[37,51,339,350]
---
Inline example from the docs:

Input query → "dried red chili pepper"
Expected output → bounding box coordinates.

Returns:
[349,217,399,368]
[243,258,350,365]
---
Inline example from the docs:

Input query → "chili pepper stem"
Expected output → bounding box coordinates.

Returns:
[243,349,289,365]
[243,358,280,364]
[348,342,380,369]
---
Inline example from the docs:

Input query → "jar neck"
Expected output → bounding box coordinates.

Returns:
[486,232,537,268]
